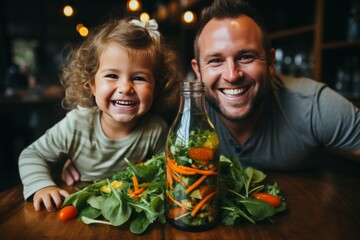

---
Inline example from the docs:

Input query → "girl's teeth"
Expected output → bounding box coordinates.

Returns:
[114,100,135,106]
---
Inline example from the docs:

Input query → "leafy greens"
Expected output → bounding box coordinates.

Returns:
[62,153,286,234]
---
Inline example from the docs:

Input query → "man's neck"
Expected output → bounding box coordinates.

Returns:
[219,103,264,145]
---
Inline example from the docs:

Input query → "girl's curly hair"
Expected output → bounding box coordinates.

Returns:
[60,18,182,121]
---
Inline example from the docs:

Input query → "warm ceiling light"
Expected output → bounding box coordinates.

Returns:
[128,0,140,12]
[183,11,195,24]
[156,5,168,21]
[140,12,150,23]
[63,5,74,17]
[76,23,84,32]
[79,26,89,37]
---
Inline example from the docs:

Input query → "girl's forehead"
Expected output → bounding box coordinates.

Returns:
[98,42,156,71]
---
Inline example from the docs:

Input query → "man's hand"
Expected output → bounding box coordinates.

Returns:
[61,159,81,186]
[33,186,69,212]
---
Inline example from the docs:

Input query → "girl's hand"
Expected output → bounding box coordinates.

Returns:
[61,159,81,186]
[33,186,69,212]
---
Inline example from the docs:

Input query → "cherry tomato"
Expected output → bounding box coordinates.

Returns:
[58,205,78,221]
[253,192,281,207]
[168,207,188,219]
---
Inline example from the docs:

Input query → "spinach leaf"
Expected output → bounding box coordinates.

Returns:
[87,195,105,210]
[79,206,102,219]
[240,198,276,221]
[101,184,132,226]
[130,213,151,234]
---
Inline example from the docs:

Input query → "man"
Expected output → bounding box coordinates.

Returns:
[61,0,360,184]
[190,0,360,170]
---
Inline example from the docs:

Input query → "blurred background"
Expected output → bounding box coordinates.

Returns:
[0,0,359,192]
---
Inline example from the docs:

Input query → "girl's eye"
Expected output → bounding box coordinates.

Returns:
[105,74,118,79]
[133,76,147,82]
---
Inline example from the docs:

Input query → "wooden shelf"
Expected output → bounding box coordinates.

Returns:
[269,25,314,39]
[322,39,360,49]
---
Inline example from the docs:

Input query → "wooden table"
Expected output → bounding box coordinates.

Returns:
[1,153,359,240]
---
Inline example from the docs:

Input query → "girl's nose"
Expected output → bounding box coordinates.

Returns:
[118,80,134,94]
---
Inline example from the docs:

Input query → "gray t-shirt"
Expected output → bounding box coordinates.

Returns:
[19,107,168,200]
[207,74,360,170]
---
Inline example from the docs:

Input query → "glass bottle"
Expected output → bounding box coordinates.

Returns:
[165,80,220,231]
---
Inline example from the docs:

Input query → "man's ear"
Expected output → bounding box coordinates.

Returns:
[191,59,201,80]
[268,48,276,76]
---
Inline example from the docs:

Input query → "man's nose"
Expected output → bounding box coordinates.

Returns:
[223,61,243,82]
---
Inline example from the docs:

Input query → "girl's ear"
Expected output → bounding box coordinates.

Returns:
[89,78,96,95]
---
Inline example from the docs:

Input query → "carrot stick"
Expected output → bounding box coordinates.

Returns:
[132,176,139,191]
[128,189,140,201]
[185,174,208,194]
[191,191,217,217]
[166,164,174,189]
[177,165,218,175]
[191,164,199,169]
[168,159,196,175]
[166,192,189,210]
[170,169,186,186]
[133,187,146,195]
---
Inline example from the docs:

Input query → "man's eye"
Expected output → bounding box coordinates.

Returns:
[238,55,255,63]
[208,58,222,64]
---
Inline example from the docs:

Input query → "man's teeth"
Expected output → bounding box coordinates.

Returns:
[114,100,135,106]
[223,88,246,96]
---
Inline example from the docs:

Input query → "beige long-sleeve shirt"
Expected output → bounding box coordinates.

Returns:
[19,107,168,200]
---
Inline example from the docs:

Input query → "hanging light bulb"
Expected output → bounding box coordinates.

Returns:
[128,0,141,12]
[182,11,196,24]
[63,5,74,17]
[140,12,150,23]
[78,26,89,37]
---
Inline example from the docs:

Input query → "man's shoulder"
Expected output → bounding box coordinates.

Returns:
[274,74,326,96]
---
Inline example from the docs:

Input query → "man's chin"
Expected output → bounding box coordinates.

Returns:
[220,107,250,122]
[211,101,250,122]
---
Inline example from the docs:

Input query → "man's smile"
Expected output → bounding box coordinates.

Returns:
[220,87,250,96]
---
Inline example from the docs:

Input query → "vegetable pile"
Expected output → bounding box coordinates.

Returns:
[61,154,286,234]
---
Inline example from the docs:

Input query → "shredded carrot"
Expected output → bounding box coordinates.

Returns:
[132,176,139,191]
[191,164,199,169]
[168,159,196,175]
[166,163,174,189]
[170,169,186,186]
[191,191,217,217]
[166,192,189,210]
[133,187,146,195]
[177,165,218,175]
[185,174,208,194]
[128,189,140,201]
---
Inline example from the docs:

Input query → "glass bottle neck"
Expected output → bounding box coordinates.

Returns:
[180,92,207,114]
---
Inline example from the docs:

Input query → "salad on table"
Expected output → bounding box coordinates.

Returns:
[60,153,286,234]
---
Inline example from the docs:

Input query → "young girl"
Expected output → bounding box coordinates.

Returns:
[18,18,181,212]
